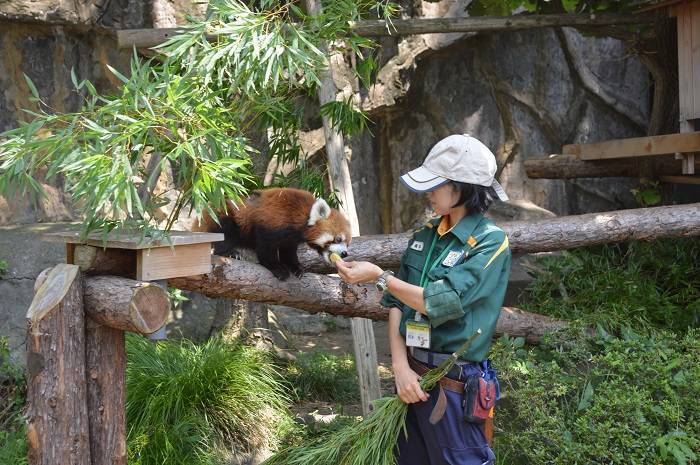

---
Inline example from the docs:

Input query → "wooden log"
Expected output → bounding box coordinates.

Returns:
[116,13,653,50]
[297,202,700,273]
[26,264,91,465]
[85,321,127,465]
[83,275,170,334]
[523,154,700,179]
[168,258,566,344]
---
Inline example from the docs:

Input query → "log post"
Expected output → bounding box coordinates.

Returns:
[81,273,170,465]
[84,323,127,465]
[26,264,91,465]
[304,0,382,415]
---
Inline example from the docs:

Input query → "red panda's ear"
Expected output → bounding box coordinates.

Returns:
[308,198,331,225]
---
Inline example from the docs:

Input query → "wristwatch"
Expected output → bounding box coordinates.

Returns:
[375,270,394,292]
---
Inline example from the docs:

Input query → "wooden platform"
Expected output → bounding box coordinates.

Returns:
[43,229,224,281]
[563,132,700,160]
[43,229,223,249]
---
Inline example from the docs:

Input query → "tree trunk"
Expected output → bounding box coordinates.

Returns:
[297,202,700,273]
[209,298,270,347]
[26,264,91,465]
[305,0,381,415]
[82,275,170,334]
[169,259,566,344]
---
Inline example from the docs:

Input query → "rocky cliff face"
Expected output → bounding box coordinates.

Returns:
[363,26,650,233]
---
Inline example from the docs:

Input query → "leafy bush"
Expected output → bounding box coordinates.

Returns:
[520,238,700,332]
[491,327,700,465]
[0,260,8,276]
[126,335,293,465]
[0,338,27,465]
[285,351,359,403]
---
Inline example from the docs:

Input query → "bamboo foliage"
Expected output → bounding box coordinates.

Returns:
[0,0,397,238]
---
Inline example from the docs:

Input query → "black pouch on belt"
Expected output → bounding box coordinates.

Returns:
[462,374,497,424]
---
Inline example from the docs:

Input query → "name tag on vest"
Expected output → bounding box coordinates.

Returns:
[410,240,424,251]
[442,250,465,267]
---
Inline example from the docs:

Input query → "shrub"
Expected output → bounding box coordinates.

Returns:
[490,327,700,465]
[0,338,27,465]
[126,335,293,465]
[285,350,359,403]
[520,238,700,333]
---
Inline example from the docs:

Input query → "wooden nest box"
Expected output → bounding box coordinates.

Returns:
[43,229,224,281]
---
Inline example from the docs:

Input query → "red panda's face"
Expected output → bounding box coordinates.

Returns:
[306,199,352,264]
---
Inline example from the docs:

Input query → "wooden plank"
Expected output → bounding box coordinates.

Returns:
[563,132,700,160]
[136,242,212,281]
[678,3,694,121]
[660,174,700,184]
[691,2,700,118]
[43,229,223,249]
[682,153,696,174]
[116,13,654,50]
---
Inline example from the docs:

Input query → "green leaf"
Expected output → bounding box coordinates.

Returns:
[23,74,40,101]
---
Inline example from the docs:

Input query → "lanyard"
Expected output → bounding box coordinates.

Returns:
[415,232,457,321]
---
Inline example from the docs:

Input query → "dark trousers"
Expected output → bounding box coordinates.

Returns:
[395,363,495,465]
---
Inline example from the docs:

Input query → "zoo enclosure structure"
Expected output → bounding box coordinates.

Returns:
[22,7,700,465]
[25,202,700,465]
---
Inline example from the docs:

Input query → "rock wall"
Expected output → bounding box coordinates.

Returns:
[0,1,656,361]
[366,27,650,233]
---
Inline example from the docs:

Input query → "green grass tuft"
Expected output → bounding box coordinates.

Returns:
[0,337,27,465]
[285,351,359,403]
[126,335,293,465]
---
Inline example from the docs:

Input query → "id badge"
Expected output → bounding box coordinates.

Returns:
[406,320,431,349]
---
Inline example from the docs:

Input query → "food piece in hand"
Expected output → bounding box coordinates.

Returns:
[329,252,344,264]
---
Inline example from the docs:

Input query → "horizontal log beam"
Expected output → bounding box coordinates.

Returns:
[563,131,700,160]
[297,202,700,273]
[116,13,653,50]
[168,259,566,344]
[523,154,700,179]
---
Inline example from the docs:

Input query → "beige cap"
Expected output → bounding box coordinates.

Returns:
[400,134,509,201]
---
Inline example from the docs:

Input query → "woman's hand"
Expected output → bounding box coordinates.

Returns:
[336,260,383,284]
[394,364,429,404]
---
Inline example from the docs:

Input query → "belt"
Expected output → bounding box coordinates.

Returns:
[411,348,478,381]
[407,356,464,425]
[408,356,465,394]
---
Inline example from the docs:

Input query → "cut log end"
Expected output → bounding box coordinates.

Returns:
[130,284,171,333]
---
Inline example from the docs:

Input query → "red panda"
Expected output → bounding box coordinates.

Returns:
[194,187,352,280]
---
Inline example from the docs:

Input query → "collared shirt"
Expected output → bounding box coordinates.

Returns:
[379,212,512,361]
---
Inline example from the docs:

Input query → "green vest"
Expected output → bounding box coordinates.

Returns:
[379,212,512,361]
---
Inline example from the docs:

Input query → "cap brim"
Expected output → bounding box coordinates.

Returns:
[491,180,509,201]
[400,166,449,192]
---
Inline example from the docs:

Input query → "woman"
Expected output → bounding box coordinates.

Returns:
[336,134,512,465]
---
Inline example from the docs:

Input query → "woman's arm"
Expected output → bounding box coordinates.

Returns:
[389,306,428,403]
[335,261,427,316]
